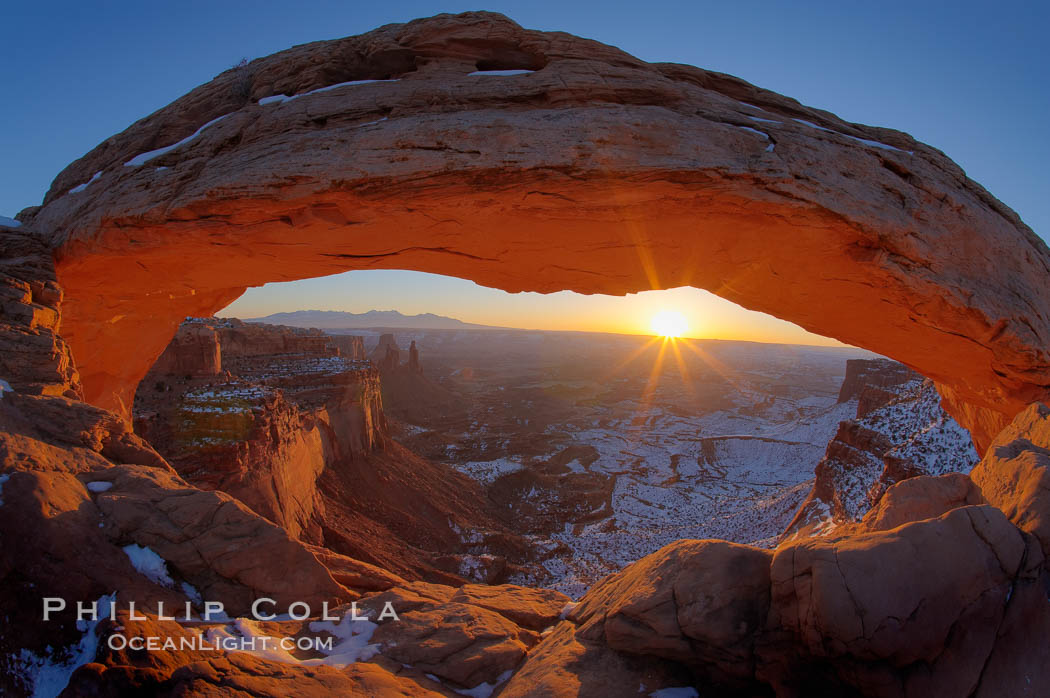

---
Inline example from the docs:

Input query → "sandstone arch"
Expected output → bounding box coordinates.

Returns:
[22,11,1049,453]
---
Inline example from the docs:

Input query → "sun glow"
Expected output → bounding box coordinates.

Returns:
[651,309,688,338]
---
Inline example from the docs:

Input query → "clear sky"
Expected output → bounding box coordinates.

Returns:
[3,1,1046,344]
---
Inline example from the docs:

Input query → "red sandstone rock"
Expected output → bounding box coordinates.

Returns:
[785,376,977,538]
[136,388,331,540]
[304,543,406,592]
[134,320,540,585]
[133,320,388,539]
[211,317,333,361]
[408,340,422,374]
[449,583,570,631]
[149,322,221,378]
[372,334,403,373]
[92,463,350,616]
[858,472,985,532]
[837,358,917,406]
[544,510,1050,696]
[371,601,537,688]
[0,227,81,398]
[499,621,693,698]
[327,334,366,360]
[4,11,1050,697]
[764,505,1041,696]
[970,402,1050,558]
[571,539,771,689]
[17,13,1047,452]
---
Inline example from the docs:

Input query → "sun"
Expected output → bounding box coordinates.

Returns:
[651,309,688,338]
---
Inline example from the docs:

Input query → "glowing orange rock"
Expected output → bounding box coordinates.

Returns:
[20,11,1049,454]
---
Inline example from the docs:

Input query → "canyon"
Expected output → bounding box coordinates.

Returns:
[133,318,539,584]
[1,10,1049,698]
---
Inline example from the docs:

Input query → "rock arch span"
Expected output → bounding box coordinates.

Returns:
[22,11,1049,453]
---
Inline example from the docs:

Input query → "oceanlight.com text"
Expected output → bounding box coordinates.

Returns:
[106,633,335,653]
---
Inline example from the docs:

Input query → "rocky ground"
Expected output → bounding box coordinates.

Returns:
[373,330,977,597]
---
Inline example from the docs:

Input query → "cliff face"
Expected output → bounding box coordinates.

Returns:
[327,334,366,360]
[133,319,535,584]
[207,317,332,359]
[0,229,81,398]
[136,388,326,540]
[784,363,978,538]
[149,322,221,378]
[836,357,917,405]
[135,320,387,540]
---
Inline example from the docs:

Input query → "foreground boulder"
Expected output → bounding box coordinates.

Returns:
[970,402,1050,558]
[763,505,1045,697]
[500,621,693,698]
[571,540,771,690]
[542,502,1050,697]
[857,472,985,532]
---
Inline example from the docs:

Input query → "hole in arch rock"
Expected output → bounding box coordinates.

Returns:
[22,10,1050,456]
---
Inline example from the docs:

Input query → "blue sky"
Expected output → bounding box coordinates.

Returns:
[3,0,1046,342]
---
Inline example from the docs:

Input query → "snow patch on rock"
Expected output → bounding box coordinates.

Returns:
[259,79,399,105]
[122,543,174,587]
[468,69,534,76]
[124,115,230,167]
[68,171,102,194]
[11,593,115,697]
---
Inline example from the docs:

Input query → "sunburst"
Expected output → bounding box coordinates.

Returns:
[651,310,688,338]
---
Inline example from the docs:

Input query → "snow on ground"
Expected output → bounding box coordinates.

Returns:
[454,457,524,485]
[790,379,977,537]
[306,615,380,666]
[451,669,513,697]
[11,593,115,698]
[735,125,770,139]
[788,117,910,154]
[122,544,174,587]
[861,379,976,476]
[650,688,700,698]
[792,117,835,133]
[199,611,380,667]
[181,582,203,606]
[746,114,782,125]
[506,393,852,597]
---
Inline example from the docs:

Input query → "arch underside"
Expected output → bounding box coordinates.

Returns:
[26,12,1049,454]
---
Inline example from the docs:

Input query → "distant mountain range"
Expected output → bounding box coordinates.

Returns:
[246,309,498,330]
